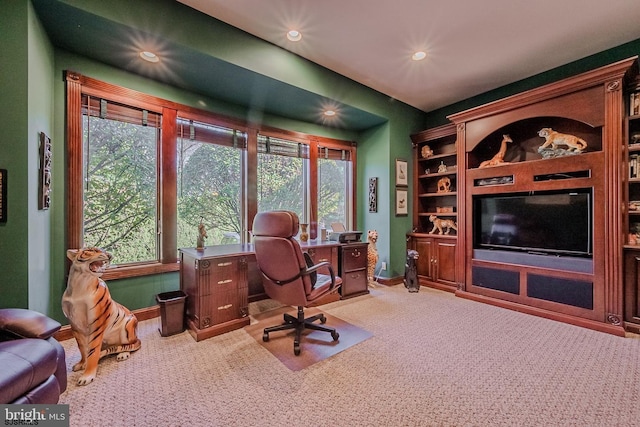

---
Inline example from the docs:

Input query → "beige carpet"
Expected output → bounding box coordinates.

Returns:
[58,285,640,427]
[244,306,373,371]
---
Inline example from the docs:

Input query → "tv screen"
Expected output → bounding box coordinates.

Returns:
[474,189,592,257]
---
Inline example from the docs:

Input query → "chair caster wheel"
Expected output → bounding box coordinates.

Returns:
[331,331,339,341]
[262,332,269,342]
[320,314,327,324]
[294,344,301,356]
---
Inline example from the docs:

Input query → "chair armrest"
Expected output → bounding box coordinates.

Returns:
[0,309,61,341]
[302,261,339,291]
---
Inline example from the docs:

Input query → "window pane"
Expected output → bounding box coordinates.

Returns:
[177,126,243,249]
[257,153,305,222]
[83,114,159,264]
[318,157,349,230]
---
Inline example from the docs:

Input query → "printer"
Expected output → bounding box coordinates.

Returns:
[328,222,363,243]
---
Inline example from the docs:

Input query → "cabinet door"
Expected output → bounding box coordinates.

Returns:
[435,240,456,285]
[625,250,640,327]
[414,238,434,280]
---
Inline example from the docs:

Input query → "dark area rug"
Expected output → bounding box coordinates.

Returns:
[245,306,372,371]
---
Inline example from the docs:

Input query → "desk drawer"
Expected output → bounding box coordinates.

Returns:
[341,269,368,298]
[197,257,240,295]
[305,246,338,275]
[342,244,367,271]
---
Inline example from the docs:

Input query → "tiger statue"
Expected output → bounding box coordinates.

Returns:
[367,230,379,287]
[537,128,587,152]
[62,247,141,386]
[428,215,458,235]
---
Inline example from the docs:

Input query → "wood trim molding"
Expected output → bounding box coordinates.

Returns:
[448,57,638,124]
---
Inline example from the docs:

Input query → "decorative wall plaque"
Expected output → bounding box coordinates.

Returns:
[369,177,378,212]
[39,132,52,210]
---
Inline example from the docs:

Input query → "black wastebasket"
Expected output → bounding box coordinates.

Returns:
[156,290,187,337]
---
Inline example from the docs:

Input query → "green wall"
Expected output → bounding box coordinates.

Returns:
[425,38,640,126]
[0,1,30,308]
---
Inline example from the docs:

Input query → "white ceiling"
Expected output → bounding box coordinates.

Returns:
[179,0,640,112]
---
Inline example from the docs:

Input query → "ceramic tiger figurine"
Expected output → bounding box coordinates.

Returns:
[62,247,141,386]
[367,230,379,287]
[538,128,587,152]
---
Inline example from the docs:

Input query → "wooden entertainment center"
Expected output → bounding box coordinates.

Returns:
[408,57,640,335]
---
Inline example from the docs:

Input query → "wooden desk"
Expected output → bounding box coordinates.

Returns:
[179,239,367,341]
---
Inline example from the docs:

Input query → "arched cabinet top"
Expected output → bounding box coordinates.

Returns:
[448,57,637,152]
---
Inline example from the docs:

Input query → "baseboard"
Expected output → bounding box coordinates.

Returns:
[455,290,626,337]
[54,305,160,342]
[375,275,404,286]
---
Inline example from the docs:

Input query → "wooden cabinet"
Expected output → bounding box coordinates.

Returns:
[180,246,251,341]
[408,123,460,291]
[339,242,369,299]
[624,249,640,333]
[626,84,640,245]
[407,234,457,292]
[410,123,458,234]
[624,78,640,332]
[445,57,638,336]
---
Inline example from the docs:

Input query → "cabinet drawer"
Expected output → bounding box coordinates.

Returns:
[305,246,337,275]
[197,257,240,295]
[342,245,367,271]
[341,269,368,298]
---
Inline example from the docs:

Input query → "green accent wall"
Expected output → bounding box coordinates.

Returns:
[425,38,640,127]
[0,1,30,308]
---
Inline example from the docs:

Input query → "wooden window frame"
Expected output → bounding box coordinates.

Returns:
[65,71,356,279]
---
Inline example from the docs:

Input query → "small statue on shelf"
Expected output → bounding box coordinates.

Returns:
[479,134,512,168]
[537,128,587,158]
[421,145,434,159]
[428,215,458,235]
[196,218,207,250]
[437,176,451,193]
[437,161,447,173]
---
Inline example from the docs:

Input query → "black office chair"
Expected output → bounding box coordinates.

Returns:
[252,210,342,355]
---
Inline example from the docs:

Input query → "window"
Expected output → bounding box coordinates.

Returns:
[66,72,356,279]
[318,146,352,230]
[82,96,161,265]
[177,119,245,249]
[257,135,309,223]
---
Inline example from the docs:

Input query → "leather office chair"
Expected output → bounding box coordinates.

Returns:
[253,210,342,355]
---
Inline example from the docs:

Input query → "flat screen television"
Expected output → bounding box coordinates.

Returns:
[473,189,592,257]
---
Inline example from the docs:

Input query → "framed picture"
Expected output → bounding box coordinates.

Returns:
[395,188,408,216]
[395,159,408,187]
[0,169,6,223]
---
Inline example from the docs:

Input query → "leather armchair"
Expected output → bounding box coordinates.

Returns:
[253,210,342,355]
[0,308,67,404]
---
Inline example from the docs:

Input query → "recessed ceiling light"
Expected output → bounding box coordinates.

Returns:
[324,110,336,117]
[287,30,302,42]
[412,51,427,61]
[139,51,159,63]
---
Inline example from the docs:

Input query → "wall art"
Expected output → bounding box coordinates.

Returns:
[39,132,52,210]
[369,177,378,212]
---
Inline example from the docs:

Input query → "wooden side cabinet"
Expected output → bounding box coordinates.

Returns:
[407,234,457,292]
[339,242,370,299]
[180,246,251,342]
[624,249,640,333]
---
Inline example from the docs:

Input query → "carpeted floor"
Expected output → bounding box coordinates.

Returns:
[58,285,640,427]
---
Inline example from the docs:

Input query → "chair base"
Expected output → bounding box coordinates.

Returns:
[262,306,339,355]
